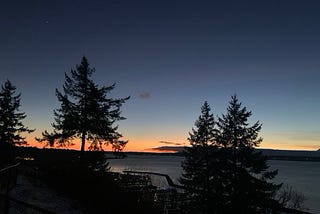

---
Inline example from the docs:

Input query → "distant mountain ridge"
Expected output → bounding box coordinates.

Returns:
[152,146,320,161]
[260,148,320,157]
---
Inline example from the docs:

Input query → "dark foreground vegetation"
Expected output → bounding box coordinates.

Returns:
[11,146,169,214]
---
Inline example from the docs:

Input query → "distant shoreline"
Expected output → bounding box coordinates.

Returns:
[125,147,320,162]
[15,146,320,162]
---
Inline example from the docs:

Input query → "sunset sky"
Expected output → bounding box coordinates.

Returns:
[1,0,320,151]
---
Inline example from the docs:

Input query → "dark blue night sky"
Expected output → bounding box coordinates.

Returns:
[1,0,320,151]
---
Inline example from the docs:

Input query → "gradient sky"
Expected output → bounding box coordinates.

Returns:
[1,0,320,151]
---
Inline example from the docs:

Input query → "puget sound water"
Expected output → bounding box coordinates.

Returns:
[108,154,320,213]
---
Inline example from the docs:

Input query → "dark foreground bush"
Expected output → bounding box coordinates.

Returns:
[43,165,157,213]
[16,147,161,214]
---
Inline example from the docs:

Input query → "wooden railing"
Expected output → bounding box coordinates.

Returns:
[0,162,55,214]
[0,162,20,214]
[121,171,186,213]
[123,170,185,189]
[0,163,20,195]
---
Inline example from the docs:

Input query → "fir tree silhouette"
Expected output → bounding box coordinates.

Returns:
[37,57,129,156]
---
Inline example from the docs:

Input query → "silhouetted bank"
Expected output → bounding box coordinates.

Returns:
[153,146,320,162]
[11,146,165,213]
[13,146,320,162]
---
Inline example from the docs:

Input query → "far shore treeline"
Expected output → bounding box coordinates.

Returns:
[153,146,320,161]
[12,146,320,162]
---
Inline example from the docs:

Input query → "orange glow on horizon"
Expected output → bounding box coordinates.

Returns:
[260,141,319,151]
[25,135,319,152]
[26,136,182,152]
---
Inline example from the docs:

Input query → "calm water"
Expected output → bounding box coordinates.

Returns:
[108,154,320,213]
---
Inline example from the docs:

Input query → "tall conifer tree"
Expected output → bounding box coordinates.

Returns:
[0,80,34,146]
[216,95,281,213]
[180,96,282,213]
[0,80,34,165]
[38,57,129,154]
[180,101,222,213]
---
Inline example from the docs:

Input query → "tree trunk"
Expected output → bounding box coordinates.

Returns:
[80,132,86,160]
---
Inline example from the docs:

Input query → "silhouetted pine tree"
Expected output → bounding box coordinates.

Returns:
[0,80,34,145]
[180,101,224,213]
[0,80,34,165]
[216,95,281,213]
[37,57,129,155]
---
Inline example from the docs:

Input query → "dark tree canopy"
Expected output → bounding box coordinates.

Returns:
[0,80,34,146]
[188,101,216,147]
[180,96,282,213]
[216,95,281,213]
[179,101,222,213]
[217,95,262,149]
[37,57,129,153]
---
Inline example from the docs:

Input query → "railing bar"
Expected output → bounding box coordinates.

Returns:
[123,170,185,189]
[0,163,20,174]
